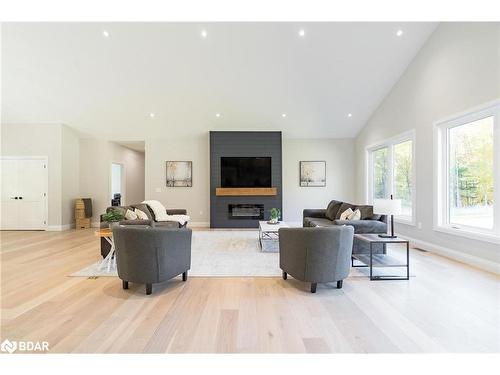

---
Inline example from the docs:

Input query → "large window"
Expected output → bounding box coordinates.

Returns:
[435,102,499,242]
[367,131,415,223]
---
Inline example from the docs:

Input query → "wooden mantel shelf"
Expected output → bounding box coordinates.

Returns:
[215,187,278,196]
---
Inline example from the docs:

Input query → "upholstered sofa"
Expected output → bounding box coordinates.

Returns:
[100,203,188,258]
[303,200,387,254]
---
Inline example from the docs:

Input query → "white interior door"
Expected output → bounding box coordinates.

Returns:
[1,157,48,230]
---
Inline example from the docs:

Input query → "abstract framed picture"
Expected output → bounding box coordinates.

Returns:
[166,161,192,187]
[300,161,326,187]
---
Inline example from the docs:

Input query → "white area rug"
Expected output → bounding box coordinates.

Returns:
[71,230,281,277]
[70,230,414,278]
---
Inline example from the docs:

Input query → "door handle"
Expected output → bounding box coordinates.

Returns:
[10,197,18,200]
[19,197,23,200]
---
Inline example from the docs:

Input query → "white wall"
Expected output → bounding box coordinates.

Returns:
[79,139,145,223]
[61,125,80,226]
[355,23,500,271]
[145,135,210,226]
[283,139,355,223]
[145,135,356,226]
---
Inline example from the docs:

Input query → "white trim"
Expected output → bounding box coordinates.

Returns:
[433,100,500,242]
[432,225,500,245]
[401,233,500,275]
[187,221,210,228]
[0,155,49,231]
[47,223,74,231]
[365,130,416,225]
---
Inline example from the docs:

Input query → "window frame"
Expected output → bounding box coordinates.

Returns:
[433,100,500,244]
[366,130,416,226]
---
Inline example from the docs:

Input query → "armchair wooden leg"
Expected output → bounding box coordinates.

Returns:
[122,280,129,289]
[182,271,188,282]
[282,271,287,280]
[310,283,317,293]
[337,280,343,289]
[146,283,152,295]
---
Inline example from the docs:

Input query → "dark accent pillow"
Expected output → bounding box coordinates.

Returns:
[325,200,343,221]
[355,205,374,220]
[131,203,154,220]
[335,203,356,219]
[370,214,382,221]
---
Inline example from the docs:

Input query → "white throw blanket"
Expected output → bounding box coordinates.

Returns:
[162,214,190,226]
[142,200,190,225]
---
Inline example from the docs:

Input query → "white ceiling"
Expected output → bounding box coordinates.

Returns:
[1,22,438,140]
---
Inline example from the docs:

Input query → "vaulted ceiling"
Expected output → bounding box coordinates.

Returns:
[1,22,437,139]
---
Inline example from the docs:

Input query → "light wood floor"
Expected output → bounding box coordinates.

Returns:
[1,229,499,353]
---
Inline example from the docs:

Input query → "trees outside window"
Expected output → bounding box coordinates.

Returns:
[435,102,499,242]
[368,132,415,223]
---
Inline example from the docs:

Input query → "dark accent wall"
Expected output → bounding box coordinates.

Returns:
[210,131,283,228]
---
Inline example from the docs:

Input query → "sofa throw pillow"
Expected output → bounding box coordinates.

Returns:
[355,205,374,220]
[348,208,361,220]
[125,209,138,220]
[134,208,149,220]
[325,200,343,221]
[142,200,169,221]
[339,208,353,221]
[335,203,356,219]
[132,203,153,220]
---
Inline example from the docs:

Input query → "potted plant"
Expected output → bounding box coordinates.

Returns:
[102,209,124,228]
[268,208,281,224]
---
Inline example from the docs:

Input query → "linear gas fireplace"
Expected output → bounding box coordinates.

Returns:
[228,204,264,220]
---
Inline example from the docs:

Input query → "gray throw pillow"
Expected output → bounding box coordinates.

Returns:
[325,200,343,220]
[355,205,374,220]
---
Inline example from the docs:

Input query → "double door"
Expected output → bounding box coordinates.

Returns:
[1,157,48,230]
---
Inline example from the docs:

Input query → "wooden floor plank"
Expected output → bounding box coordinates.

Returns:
[1,229,499,353]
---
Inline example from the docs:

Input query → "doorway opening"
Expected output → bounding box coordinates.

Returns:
[111,163,125,206]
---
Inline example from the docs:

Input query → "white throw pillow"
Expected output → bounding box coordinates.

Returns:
[125,209,138,220]
[348,208,361,221]
[142,200,169,221]
[135,208,149,220]
[339,208,353,221]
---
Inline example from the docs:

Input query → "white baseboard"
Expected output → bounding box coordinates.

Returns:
[46,223,74,231]
[401,233,500,275]
[188,221,210,228]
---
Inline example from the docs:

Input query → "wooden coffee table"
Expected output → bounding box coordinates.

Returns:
[95,228,116,273]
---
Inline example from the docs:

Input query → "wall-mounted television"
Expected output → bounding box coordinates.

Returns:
[221,157,271,188]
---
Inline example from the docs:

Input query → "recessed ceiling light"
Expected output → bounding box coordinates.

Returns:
[298,29,305,37]
[347,113,353,118]
[149,113,155,118]
[102,30,110,38]
[396,29,403,37]
[281,113,287,118]
[215,113,221,118]
[201,29,208,38]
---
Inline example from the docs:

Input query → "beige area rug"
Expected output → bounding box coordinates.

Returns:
[71,230,281,277]
[70,230,414,278]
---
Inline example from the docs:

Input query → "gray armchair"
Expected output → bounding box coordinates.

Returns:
[112,226,192,295]
[279,226,354,293]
